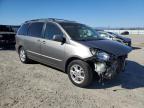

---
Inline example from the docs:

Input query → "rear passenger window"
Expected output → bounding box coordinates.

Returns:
[17,23,29,35]
[44,23,63,40]
[28,22,44,37]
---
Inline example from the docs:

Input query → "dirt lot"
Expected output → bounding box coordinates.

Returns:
[0,35,144,108]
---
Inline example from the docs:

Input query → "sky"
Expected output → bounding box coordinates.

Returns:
[0,0,144,27]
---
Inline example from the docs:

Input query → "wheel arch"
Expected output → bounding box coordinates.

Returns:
[65,56,91,73]
[18,45,23,53]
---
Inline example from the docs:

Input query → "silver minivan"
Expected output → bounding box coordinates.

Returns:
[16,18,132,87]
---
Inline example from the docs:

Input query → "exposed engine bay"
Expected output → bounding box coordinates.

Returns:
[93,55,126,82]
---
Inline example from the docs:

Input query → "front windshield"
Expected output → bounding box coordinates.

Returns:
[59,23,101,41]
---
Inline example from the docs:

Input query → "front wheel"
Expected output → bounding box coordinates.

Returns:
[67,60,93,88]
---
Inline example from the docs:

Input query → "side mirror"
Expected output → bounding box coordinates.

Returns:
[53,34,66,43]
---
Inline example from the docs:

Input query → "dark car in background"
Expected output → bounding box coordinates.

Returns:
[0,25,20,48]
[96,30,131,47]
[121,31,129,35]
[108,32,131,46]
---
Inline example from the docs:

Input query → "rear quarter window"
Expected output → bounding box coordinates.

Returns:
[17,23,29,35]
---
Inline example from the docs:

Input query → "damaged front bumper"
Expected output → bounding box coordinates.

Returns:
[86,55,126,80]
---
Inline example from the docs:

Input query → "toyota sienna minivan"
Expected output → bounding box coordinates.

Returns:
[16,18,132,87]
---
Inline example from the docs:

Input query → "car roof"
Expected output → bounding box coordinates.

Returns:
[25,18,77,24]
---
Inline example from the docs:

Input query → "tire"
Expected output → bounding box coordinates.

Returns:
[19,47,30,63]
[67,60,93,88]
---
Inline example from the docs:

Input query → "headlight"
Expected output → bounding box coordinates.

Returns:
[97,51,110,61]
[90,48,110,61]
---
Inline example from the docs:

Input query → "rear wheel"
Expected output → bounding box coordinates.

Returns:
[19,47,30,63]
[67,60,93,88]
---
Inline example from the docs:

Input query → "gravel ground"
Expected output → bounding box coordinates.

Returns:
[0,36,144,108]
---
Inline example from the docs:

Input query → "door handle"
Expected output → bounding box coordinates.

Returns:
[37,39,40,42]
[42,40,46,44]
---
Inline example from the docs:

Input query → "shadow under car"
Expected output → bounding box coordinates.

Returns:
[90,60,144,90]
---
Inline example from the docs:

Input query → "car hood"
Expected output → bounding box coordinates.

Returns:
[78,39,132,56]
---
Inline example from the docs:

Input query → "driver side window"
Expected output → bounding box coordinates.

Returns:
[44,23,63,40]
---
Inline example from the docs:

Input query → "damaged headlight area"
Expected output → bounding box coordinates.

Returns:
[90,48,110,61]
[94,56,126,81]
[89,48,126,81]
[94,62,106,75]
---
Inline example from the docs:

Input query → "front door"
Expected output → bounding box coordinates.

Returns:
[41,22,65,69]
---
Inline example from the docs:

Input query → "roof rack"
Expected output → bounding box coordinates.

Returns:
[25,18,77,23]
